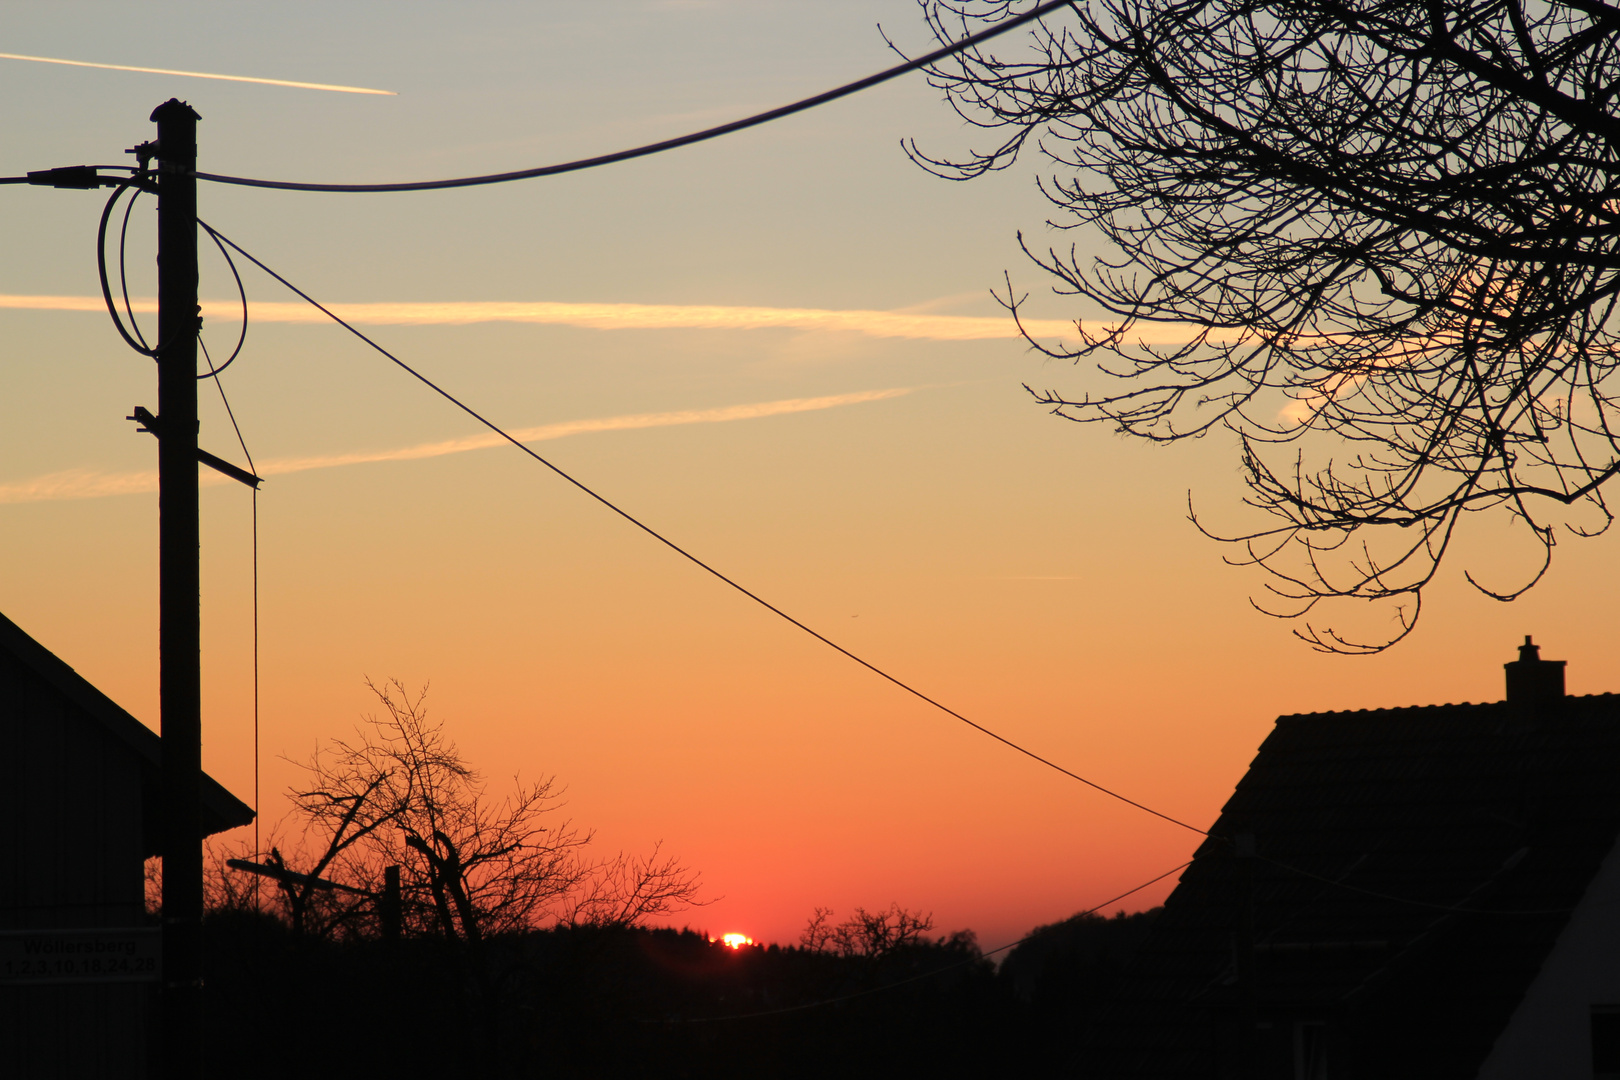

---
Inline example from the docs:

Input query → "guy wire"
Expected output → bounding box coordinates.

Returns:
[200,334,262,903]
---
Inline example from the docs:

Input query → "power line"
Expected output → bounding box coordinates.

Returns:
[192,1,1073,194]
[197,220,1210,839]
[95,172,251,374]
[10,5,1071,194]
[97,175,161,357]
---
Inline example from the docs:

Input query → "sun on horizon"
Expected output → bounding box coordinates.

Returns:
[719,932,753,949]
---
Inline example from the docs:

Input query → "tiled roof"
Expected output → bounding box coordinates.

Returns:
[1076,693,1620,1079]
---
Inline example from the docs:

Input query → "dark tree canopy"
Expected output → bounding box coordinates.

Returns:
[914,0,1620,650]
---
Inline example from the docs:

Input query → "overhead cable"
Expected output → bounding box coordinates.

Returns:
[193,1,1074,193]
[197,221,1210,839]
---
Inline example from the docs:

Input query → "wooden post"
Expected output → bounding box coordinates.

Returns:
[380,865,402,943]
[153,97,203,1080]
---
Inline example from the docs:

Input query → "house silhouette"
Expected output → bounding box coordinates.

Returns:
[1077,638,1620,1079]
[0,610,253,1079]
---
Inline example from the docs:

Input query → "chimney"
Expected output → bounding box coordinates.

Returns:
[1504,635,1565,704]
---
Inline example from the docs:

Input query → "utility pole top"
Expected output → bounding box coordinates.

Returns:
[150,98,201,123]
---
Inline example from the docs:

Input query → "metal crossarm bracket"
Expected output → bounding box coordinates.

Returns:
[128,405,262,489]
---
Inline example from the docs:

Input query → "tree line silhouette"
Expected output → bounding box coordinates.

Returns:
[142,686,1160,1077]
[194,893,1158,1077]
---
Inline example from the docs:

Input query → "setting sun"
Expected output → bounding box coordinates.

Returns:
[720,933,754,949]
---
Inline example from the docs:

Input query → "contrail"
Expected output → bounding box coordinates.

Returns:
[0,53,396,95]
[0,294,1201,344]
[0,388,914,505]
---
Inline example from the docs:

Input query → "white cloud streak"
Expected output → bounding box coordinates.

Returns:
[0,294,1200,344]
[0,388,914,505]
[0,53,395,95]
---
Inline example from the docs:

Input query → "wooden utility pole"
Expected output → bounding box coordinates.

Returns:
[153,97,203,1080]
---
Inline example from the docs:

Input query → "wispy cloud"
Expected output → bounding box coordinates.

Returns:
[0,294,1200,344]
[0,53,396,95]
[0,388,913,506]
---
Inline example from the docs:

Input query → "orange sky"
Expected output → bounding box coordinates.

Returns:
[3,2,1617,951]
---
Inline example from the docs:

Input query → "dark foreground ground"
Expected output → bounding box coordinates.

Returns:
[194,907,1157,1079]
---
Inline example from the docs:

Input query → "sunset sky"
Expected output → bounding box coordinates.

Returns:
[3,0,1617,951]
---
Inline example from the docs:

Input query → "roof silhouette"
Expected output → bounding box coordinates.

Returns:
[0,608,252,852]
[1077,669,1620,1077]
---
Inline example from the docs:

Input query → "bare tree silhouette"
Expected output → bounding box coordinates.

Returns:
[281,679,701,941]
[801,903,938,959]
[913,0,1620,650]
[563,840,712,929]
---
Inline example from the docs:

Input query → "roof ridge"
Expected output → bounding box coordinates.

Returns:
[1277,692,1620,720]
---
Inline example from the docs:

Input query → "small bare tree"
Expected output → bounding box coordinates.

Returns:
[279,679,700,942]
[913,0,1620,651]
[800,903,937,959]
[563,842,710,929]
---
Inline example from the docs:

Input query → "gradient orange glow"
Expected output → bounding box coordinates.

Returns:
[2,2,1616,955]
